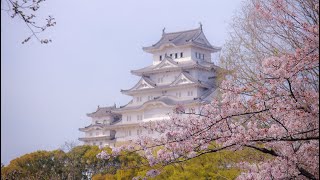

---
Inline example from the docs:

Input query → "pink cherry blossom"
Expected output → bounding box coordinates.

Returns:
[98,0,319,179]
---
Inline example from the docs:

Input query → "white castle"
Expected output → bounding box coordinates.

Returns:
[79,25,221,147]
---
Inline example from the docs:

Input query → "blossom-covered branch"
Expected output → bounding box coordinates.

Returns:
[1,0,56,44]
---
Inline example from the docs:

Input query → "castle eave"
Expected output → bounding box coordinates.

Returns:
[131,61,217,76]
[112,96,202,113]
[78,136,115,142]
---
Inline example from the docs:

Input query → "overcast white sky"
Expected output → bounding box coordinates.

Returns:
[1,0,243,165]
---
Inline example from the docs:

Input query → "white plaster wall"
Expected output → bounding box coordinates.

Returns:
[199,70,215,84]
[166,87,198,100]
[190,47,212,62]
[86,140,114,147]
[143,106,171,120]
[115,128,126,139]
[91,116,113,125]
[116,126,162,142]
[130,95,145,106]
[149,71,180,85]
[119,105,172,124]
[120,112,144,124]
[129,81,205,102]
[152,46,192,65]
[115,127,138,141]
[189,69,215,85]
[128,92,161,107]
[120,127,145,141]
[145,91,161,100]
[128,87,200,102]
[85,129,111,137]
[85,132,92,137]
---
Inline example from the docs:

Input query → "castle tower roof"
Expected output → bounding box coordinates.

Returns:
[86,105,119,118]
[143,26,221,53]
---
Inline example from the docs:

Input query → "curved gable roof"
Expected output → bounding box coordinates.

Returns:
[153,56,179,69]
[169,71,211,88]
[121,76,156,93]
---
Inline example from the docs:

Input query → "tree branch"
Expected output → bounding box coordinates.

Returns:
[244,144,279,157]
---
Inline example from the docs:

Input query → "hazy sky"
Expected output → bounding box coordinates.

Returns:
[1,0,243,165]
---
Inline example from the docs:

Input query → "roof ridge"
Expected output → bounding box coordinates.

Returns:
[86,105,117,117]
[164,27,201,35]
[142,76,157,86]
[191,29,203,41]
[181,71,197,82]
[121,76,156,93]
[163,56,179,64]
[168,71,197,86]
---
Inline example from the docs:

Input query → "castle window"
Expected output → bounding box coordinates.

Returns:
[125,130,132,136]
[187,91,193,96]
[127,116,131,121]
[137,115,142,120]
[176,92,181,98]
[137,129,142,135]
[175,53,178,59]
[157,77,163,83]
[196,52,204,59]
[148,95,153,100]
[180,52,183,58]
[90,133,92,136]
[170,54,173,58]
[99,142,103,145]
[159,55,162,61]
[189,108,195,113]
[136,96,142,102]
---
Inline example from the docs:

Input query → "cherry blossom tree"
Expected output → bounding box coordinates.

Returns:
[98,0,319,179]
[1,0,56,44]
[222,0,319,86]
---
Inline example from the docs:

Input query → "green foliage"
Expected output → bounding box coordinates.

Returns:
[1,150,67,180]
[1,145,113,180]
[93,147,267,180]
[2,145,267,180]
